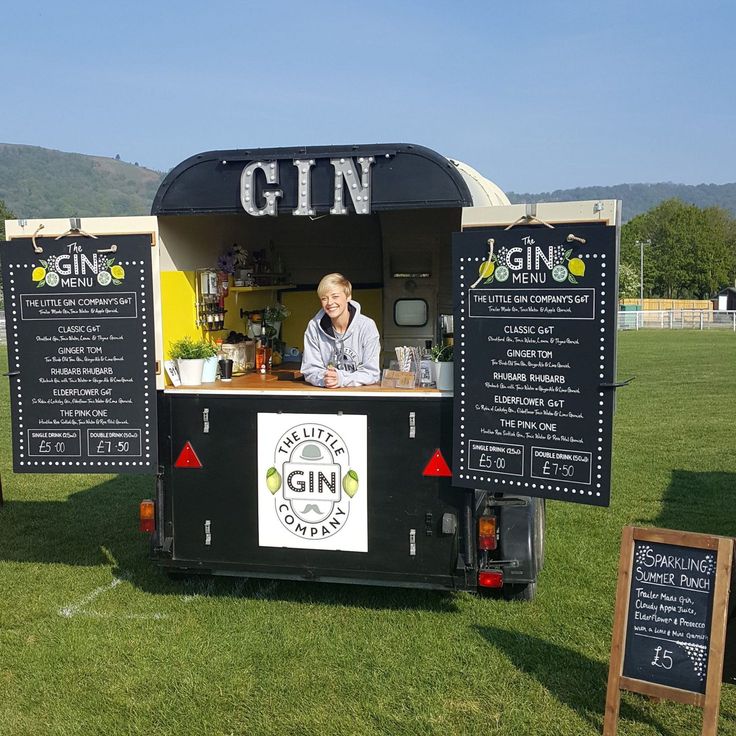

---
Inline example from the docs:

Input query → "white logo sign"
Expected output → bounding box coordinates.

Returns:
[257,413,368,552]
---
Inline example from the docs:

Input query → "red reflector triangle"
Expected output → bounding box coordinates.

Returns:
[422,449,452,477]
[174,441,203,469]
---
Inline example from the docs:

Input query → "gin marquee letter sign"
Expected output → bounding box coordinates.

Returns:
[240,156,375,217]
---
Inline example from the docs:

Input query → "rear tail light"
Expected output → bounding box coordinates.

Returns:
[139,499,155,533]
[478,515,497,551]
[478,570,504,588]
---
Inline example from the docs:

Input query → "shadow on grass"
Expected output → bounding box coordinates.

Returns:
[475,625,681,736]
[0,473,459,613]
[643,469,736,538]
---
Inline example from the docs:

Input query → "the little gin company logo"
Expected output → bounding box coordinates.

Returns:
[257,413,368,552]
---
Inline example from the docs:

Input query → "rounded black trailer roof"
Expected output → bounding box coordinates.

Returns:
[151,143,473,216]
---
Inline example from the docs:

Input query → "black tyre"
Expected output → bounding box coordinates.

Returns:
[503,581,537,602]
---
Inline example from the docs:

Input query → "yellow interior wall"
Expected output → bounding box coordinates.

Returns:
[160,271,202,357]
[281,289,383,352]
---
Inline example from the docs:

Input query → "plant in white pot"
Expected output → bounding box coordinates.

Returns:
[430,344,454,391]
[169,337,217,386]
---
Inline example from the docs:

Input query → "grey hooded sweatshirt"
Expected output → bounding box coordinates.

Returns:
[301,300,381,387]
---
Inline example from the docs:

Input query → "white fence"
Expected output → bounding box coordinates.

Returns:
[618,310,736,331]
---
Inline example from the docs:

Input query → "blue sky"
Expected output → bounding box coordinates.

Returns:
[3,0,734,192]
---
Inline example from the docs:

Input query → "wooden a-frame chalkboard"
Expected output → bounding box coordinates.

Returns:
[604,526,734,736]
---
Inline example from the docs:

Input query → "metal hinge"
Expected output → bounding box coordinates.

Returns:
[408,411,416,439]
[203,408,209,433]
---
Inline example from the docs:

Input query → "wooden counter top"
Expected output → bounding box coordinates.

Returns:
[164,369,449,397]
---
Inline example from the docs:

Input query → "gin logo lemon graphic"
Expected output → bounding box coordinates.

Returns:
[265,423,359,540]
[470,239,586,287]
[30,251,125,288]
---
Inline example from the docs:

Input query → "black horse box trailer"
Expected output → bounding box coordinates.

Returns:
[2,143,620,601]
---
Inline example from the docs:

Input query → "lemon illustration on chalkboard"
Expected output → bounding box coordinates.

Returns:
[111,265,125,280]
[494,266,509,282]
[552,265,568,282]
[32,267,46,282]
[478,259,495,279]
[266,467,282,494]
[45,272,60,287]
[97,271,112,286]
[568,257,585,277]
[342,469,359,498]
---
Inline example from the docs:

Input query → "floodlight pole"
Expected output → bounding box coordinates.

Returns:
[638,239,651,310]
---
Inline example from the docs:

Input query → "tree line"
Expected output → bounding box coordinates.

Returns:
[619,198,736,299]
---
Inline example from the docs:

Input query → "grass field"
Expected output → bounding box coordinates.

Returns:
[0,331,734,736]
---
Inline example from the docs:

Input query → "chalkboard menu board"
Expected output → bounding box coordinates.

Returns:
[1,234,157,474]
[604,527,733,736]
[622,540,717,694]
[452,222,618,507]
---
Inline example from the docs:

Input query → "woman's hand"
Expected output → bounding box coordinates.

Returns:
[324,367,339,388]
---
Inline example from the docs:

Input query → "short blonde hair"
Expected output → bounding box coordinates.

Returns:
[317,273,352,299]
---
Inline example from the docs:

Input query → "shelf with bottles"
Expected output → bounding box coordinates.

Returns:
[230,284,296,304]
[229,284,296,293]
[198,301,227,331]
[195,268,229,331]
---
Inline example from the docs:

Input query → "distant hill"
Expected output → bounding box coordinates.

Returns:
[507,182,736,222]
[1,143,735,223]
[0,143,164,219]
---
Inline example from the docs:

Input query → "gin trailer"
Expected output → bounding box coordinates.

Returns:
[2,143,621,600]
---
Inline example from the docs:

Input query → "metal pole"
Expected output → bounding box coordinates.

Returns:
[638,240,644,310]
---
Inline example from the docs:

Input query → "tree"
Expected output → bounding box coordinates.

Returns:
[0,198,16,301]
[618,262,639,299]
[0,198,14,242]
[620,198,736,299]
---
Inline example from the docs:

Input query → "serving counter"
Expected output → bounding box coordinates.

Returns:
[164,367,450,397]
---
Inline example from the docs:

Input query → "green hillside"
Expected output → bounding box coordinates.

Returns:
[0,144,164,219]
[1,143,735,224]
[507,182,736,222]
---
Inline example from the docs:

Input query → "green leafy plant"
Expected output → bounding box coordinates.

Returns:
[264,303,290,323]
[169,336,218,360]
[430,344,453,362]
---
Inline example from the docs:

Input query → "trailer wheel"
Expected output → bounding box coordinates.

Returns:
[503,581,537,602]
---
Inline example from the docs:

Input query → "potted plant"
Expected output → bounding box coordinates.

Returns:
[264,303,291,339]
[169,337,218,386]
[430,344,454,391]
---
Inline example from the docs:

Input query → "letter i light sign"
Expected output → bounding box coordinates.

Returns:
[256,413,368,552]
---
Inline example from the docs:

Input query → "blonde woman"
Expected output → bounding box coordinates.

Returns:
[301,273,381,388]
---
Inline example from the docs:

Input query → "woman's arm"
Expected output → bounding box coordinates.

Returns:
[300,324,326,386]
[336,324,381,387]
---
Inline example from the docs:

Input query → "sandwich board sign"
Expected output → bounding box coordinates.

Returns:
[604,526,734,735]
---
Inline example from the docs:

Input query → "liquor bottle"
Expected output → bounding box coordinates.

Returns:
[420,340,433,387]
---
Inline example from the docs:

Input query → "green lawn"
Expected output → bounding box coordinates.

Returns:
[0,332,734,735]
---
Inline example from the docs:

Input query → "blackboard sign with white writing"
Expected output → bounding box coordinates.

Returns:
[451,223,618,506]
[1,234,157,474]
[605,527,733,736]
[622,540,717,694]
